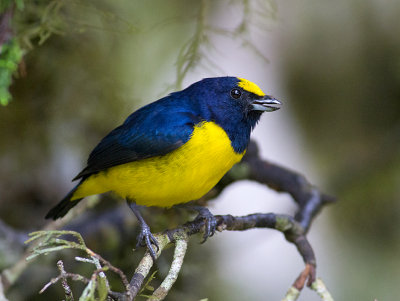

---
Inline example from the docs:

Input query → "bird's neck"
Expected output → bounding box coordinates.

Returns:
[215,113,261,154]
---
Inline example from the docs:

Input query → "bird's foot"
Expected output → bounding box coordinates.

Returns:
[192,206,218,243]
[127,200,159,262]
[136,222,159,262]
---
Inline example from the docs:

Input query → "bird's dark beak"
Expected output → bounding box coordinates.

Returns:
[250,95,282,112]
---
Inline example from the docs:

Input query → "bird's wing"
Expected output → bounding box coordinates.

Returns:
[73,106,202,180]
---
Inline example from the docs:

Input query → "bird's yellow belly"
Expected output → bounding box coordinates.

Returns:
[72,121,245,207]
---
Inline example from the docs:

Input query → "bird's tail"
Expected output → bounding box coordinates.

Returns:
[45,184,83,220]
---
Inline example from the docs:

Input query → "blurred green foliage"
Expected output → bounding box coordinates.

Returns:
[0,0,24,12]
[0,0,23,106]
[0,39,23,105]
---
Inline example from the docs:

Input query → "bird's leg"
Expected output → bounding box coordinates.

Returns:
[178,205,218,243]
[127,200,159,262]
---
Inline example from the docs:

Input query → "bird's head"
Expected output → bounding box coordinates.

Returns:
[187,76,281,128]
[233,77,281,113]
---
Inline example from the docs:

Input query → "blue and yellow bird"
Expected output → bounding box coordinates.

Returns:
[46,76,281,259]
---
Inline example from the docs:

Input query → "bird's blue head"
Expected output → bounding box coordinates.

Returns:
[183,76,282,153]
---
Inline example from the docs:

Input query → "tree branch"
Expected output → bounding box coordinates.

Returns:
[151,235,188,300]
[123,212,318,301]
[282,277,334,301]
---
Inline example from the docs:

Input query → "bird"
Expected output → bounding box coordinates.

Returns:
[45,76,281,261]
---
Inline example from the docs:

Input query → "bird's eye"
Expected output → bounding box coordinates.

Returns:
[230,88,242,99]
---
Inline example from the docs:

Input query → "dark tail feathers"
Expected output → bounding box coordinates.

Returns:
[45,185,83,220]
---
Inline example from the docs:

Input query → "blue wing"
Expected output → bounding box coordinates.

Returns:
[73,97,202,180]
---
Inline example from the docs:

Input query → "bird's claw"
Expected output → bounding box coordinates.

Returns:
[193,208,218,243]
[136,223,159,262]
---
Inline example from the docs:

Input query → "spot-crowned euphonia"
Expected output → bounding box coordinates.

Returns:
[46,76,281,260]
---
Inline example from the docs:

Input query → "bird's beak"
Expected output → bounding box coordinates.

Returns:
[250,95,282,112]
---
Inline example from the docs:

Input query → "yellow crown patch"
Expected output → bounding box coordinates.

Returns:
[237,78,266,97]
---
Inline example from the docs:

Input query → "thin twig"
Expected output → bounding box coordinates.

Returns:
[311,278,334,301]
[39,265,89,294]
[87,249,130,292]
[151,234,188,300]
[283,277,334,301]
[282,286,300,301]
[57,260,74,301]
[129,234,170,299]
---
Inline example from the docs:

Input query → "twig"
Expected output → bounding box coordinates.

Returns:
[57,260,74,301]
[282,286,300,301]
[87,249,130,293]
[293,264,315,290]
[151,234,188,300]
[282,277,334,301]
[311,278,334,301]
[129,234,170,299]
[39,260,89,294]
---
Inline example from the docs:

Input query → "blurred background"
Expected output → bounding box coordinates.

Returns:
[1,0,399,300]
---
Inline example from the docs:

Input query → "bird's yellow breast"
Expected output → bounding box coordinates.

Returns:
[72,121,245,207]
